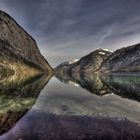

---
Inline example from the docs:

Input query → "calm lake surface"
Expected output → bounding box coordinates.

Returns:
[35,76,140,122]
[0,73,140,139]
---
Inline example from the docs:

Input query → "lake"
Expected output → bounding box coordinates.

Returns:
[0,73,140,139]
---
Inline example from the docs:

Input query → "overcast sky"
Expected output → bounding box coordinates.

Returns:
[0,0,140,66]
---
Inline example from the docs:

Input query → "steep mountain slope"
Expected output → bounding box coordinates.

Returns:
[100,44,140,72]
[56,49,112,78]
[0,11,53,76]
[70,49,111,75]
[56,43,140,74]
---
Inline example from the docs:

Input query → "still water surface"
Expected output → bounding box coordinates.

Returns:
[0,73,140,139]
[35,76,140,122]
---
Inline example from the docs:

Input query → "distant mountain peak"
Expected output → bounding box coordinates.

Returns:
[68,59,79,64]
[56,43,140,74]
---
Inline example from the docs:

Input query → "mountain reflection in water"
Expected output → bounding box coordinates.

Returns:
[0,73,51,135]
[101,73,140,101]
[0,72,140,139]
[56,72,140,101]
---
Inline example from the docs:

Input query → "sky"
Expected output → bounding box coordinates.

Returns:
[0,0,140,67]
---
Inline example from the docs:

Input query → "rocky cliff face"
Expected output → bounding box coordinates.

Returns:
[0,11,53,76]
[56,49,112,78]
[100,44,140,72]
[56,43,140,74]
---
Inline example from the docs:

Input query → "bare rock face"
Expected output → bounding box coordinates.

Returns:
[70,49,111,75]
[56,44,140,74]
[100,44,140,72]
[55,49,112,78]
[55,72,112,96]
[0,11,53,76]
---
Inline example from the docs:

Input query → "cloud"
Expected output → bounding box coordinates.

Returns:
[1,0,140,66]
[96,23,116,47]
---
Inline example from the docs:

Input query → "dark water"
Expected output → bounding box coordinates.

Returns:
[0,73,140,139]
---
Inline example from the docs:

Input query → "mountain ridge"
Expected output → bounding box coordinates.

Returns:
[56,44,140,74]
[0,10,53,76]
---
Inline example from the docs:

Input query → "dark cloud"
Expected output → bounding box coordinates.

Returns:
[1,0,140,66]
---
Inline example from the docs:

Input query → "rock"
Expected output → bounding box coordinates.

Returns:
[56,44,140,74]
[1,113,140,140]
[0,11,53,76]
[55,49,112,78]
[100,44,140,72]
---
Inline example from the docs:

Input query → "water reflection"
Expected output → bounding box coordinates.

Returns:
[0,72,140,139]
[56,72,114,96]
[101,73,140,102]
[35,77,140,123]
[56,72,140,101]
[0,73,51,134]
